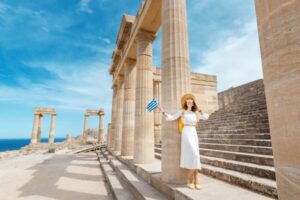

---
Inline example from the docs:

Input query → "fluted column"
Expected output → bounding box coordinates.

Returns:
[83,115,89,141]
[37,115,43,143]
[121,59,136,156]
[30,114,40,144]
[153,80,161,144]
[134,30,156,164]
[98,114,104,143]
[109,85,118,149]
[48,114,56,144]
[114,76,124,153]
[107,123,111,147]
[255,1,300,199]
[161,0,191,183]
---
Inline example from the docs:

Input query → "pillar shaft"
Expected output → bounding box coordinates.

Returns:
[161,0,191,183]
[109,86,118,149]
[134,31,155,164]
[83,115,89,141]
[255,1,300,199]
[98,114,104,143]
[107,123,111,146]
[30,114,40,144]
[121,59,136,156]
[37,115,43,143]
[114,76,124,152]
[48,114,56,144]
[153,80,162,144]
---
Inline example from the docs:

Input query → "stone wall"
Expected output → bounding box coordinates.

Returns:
[218,79,264,110]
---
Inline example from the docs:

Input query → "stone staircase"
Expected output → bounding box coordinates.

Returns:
[155,79,277,198]
[97,147,169,200]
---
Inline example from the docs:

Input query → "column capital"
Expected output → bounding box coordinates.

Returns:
[112,84,118,90]
[117,75,124,89]
[135,30,156,43]
[125,58,136,66]
[84,114,89,117]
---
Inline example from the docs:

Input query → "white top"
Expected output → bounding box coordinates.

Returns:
[165,109,209,125]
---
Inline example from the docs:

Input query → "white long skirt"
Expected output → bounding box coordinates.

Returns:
[180,126,201,169]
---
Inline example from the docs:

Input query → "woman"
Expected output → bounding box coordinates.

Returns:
[159,93,209,189]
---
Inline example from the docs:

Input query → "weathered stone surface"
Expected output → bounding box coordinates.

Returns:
[255,1,300,199]
[114,76,124,153]
[161,0,191,184]
[133,30,155,164]
[121,59,136,156]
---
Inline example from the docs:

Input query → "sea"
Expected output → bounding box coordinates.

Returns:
[0,138,66,152]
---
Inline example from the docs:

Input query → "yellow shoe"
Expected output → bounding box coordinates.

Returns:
[195,184,202,189]
[187,183,195,189]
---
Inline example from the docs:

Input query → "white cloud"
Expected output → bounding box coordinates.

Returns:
[102,38,111,44]
[78,0,93,14]
[0,60,112,112]
[194,19,263,92]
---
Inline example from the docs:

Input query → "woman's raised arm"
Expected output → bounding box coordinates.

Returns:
[158,106,182,121]
[196,110,210,121]
[165,109,183,121]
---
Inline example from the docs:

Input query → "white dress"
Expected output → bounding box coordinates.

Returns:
[165,110,209,169]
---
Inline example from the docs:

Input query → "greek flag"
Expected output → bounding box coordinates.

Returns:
[146,98,158,112]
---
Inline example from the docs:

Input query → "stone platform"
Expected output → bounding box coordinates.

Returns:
[0,150,112,200]
[99,146,274,200]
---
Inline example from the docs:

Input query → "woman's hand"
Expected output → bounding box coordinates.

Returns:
[157,106,167,116]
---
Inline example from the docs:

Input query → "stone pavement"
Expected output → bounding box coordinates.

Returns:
[0,151,112,200]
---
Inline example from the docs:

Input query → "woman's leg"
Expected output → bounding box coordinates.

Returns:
[194,170,198,185]
[187,169,194,184]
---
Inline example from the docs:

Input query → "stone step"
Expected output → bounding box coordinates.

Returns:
[200,155,276,180]
[154,151,277,198]
[199,139,272,147]
[200,164,277,198]
[154,147,274,178]
[199,148,274,166]
[103,150,168,200]
[197,129,247,134]
[198,128,270,134]
[199,125,270,131]
[97,152,136,200]
[155,147,161,154]
[199,143,273,155]
[198,133,271,140]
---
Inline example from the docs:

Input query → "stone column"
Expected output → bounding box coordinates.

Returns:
[121,58,136,156]
[114,76,124,153]
[98,113,104,143]
[37,115,43,143]
[153,80,161,144]
[255,1,300,199]
[48,114,56,144]
[133,30,156,164]
[161,0,191,183]
[66,133,72,143]
[109,85,118,149]
[30,114,40,144]
[107,123,111,147]
[83,115,89,141]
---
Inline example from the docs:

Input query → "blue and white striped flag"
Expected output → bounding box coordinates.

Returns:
[146,98,158,112]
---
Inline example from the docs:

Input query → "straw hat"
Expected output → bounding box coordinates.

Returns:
[181,93,196,108]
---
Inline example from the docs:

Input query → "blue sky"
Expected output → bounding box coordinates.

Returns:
[0,0,263,139]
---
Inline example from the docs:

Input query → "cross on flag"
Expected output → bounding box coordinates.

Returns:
[146,98,158,112]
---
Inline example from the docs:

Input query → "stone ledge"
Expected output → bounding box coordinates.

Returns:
[106,147,274,200]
